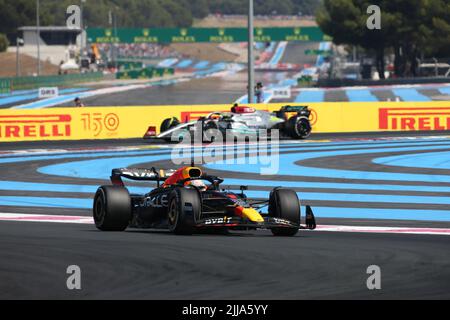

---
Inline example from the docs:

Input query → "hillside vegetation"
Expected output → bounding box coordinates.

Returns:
[0,0,321,42]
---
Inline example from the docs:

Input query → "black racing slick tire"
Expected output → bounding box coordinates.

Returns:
[167,188,201,235]
[286,116,311,139]
[268,188,300,236]
[160,117,180,133]
[93,186,132,231]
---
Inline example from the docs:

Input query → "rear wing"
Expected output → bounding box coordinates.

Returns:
[280,105,309,113]
[111,168,175,187]
[277,105,311,118]
[281,106,308,112]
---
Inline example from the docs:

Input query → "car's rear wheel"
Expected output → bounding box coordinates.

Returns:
[286,116,311,139]
[268,188,300,236]
[167,188,201,235]
[93,186,131,231]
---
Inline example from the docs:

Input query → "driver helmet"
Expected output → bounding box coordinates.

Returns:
[185,179,207,191]
[209,113,222,120]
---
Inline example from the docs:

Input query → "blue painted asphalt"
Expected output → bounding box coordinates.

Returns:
[0,195,448,221]
[4,138,447,161]
[266,42,276,53]
[157,58,178,68]
[5,176,450,195]
[292,86,447,103]
[392,88,431,101]
[255,42,268,50]
[346,89,378,102]
[300,68,317,76]
[193,61,210,69]
[289,82,449,103]
[2,138,450,221]
[0,180,151,195]
[2,181,450,206]
[268,42,286,65]
[0,89,39,98]
[315,42,331,68]
[0,138,447,164]
[0,196,92,209]
[222,178,450,194]
[194,62,228,77]
[308,207,450,222]
[373,150,450,170]
[278,79,298,87]
[244,190,450,206]
[0,88,89,106]
[176,60,193,68]
[294,90,325,102]
[0,148,168,164]
[205,144,450,183]
[439,87,450,95]
[34,140,450,181]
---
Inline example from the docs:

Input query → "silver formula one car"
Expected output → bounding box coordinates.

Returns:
[144,105,312,142]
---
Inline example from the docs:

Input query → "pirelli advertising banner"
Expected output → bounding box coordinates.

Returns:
[0,107,171,142]
[0,101,449,142]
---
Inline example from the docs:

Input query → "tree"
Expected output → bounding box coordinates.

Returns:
[159,0,193,27]
[0,33,9,52]
[0,0,38,40]
[317,0,450,78]
[185,0,209,19]
[291,0,321,16]
[0,0,324,42]
[317,0,389,79]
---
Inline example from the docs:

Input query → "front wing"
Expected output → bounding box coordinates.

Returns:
[196,216,315,230]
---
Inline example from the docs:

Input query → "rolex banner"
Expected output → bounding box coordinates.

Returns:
[87,27,331,44]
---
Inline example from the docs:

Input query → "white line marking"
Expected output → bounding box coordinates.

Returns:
[0,145,169,157]
[314,225,450,236]
[0,213,93,224]
[0,213,449,235]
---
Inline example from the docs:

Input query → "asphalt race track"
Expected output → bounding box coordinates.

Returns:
[1,132,450,299]
[56,42,316,108]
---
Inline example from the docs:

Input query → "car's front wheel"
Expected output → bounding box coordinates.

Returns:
[93,186,131,231]
[160,117,180,133]
[167,188,201,235]
[268,188,300,236]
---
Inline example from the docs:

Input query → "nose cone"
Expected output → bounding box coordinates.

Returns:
[239,207,264,223]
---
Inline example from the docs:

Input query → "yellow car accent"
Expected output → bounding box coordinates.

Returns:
[241,207,264,223]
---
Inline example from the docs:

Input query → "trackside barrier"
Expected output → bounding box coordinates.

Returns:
[88,27,330,44]
[0,72,104,91]
[0,101,449,142]
[116,67,175,79]
[0,79,11,94]
[117,61,144,71]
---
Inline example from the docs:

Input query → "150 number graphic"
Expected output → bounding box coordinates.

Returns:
[81,113,120,137]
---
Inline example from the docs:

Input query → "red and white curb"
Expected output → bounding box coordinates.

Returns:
[0,213,449,236]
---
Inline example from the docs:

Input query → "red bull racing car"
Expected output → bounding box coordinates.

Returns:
[93,166,316,236]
